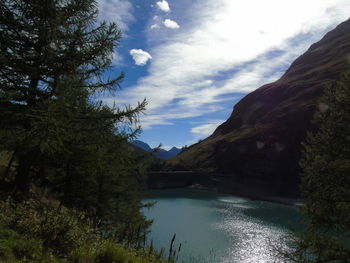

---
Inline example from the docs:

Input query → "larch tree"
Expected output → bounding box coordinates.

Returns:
[0,0,145,193]
[281,71,350,262]
[0,0,151,243]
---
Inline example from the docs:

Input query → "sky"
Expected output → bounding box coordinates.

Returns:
[97,0,350,150]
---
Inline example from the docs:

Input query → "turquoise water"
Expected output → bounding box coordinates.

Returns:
[143,189,303,263]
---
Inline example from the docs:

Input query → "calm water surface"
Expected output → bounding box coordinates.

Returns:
[143,189,303,263]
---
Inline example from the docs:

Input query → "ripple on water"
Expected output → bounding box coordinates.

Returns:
[144,190,300,263]
[212,200,287,263]
[217,198,256,210]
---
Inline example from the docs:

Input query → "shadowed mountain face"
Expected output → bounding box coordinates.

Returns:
[169,19,350,197]
[132,140,153,152]
[168,147,182,156]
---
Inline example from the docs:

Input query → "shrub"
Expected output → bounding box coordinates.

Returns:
[0,198,100,257]
[0,198,169,263]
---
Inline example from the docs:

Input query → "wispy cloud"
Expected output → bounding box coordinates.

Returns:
[191,119,225,138]
[163,19,180,29]
[98,0,135,65]
[97,0,134,31]
[156,0,171,13]
[113,0,350,130]
[139,104,223,129]
[129,49,152,66]
[150,24,160,30]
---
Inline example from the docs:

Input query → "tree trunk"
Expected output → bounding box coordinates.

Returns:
[63,161,74,204]
[14,152,32,194]
[1,151,15,184]
[97,172,105,218]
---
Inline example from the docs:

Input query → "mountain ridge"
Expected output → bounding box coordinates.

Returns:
[168,19,350,197]
[132,140,181,160]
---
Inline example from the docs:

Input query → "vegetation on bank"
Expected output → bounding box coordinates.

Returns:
[0,198,171,263]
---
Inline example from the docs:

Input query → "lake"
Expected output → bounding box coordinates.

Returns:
[143,189,303,263]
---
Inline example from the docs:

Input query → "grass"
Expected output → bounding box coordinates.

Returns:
[0,198,172,263]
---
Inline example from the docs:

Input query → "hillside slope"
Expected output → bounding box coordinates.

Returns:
[169,19,350,197]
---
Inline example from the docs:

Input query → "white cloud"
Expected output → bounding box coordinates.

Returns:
[156,0,170,12]
[193,80,213,87]
[139,107,218,129]
[129,49,152,66]
[113,0,350,129]
[150,24,160,29]
[110,52,123,65]
[97,0,134,31]
[191,120,225,138]
[98,0,135,65]
[163,19,180,29]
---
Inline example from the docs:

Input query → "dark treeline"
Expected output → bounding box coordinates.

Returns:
[278,71,350,262]
[0,0,153,245]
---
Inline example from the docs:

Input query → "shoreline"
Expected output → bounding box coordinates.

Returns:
[148,184,303,207]
[187,183,302,207]
[147,171,302,207]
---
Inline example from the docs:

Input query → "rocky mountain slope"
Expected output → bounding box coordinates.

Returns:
[168,19,350,197]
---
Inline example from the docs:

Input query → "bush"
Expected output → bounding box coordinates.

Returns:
[0,224,61,263]
[0,198,100,257]
[0,198,169,263]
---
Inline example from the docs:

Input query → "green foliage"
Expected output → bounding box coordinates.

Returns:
[0,198,97,258]
[0,1,161,262]
[95,243,131,263]
[0,0,146,189]
[0,198,170,263]
[0,0,151,246]
[280,71,350,262]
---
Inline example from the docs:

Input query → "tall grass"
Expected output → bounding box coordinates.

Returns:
[0,198,177,263]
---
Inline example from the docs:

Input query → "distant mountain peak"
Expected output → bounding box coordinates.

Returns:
[132,140,153,152]
[131,140,181,160]
[168,147,182,155]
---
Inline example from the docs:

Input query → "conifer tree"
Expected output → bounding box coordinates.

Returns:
[282,71,350,262]
[0,0,151,243]
[0,0,145,193]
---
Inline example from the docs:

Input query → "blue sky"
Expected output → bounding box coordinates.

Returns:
[97,0,350,149]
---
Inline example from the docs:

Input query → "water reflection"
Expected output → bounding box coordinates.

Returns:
[143,189,302,263]
[212,197,286,262]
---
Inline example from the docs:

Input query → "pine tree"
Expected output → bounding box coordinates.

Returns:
[281,71,350,262]
[0,0,145,193]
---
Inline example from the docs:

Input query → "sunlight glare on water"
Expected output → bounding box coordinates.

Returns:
[143,189,302,263]
[214,198,285,262]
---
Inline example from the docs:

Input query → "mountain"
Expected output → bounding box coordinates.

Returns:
[131,140,181,160]
[168,19,350,198]
[153,147,181,160]
[153,149,172,160]
[168,147,182,156]
[132,140,153,152]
